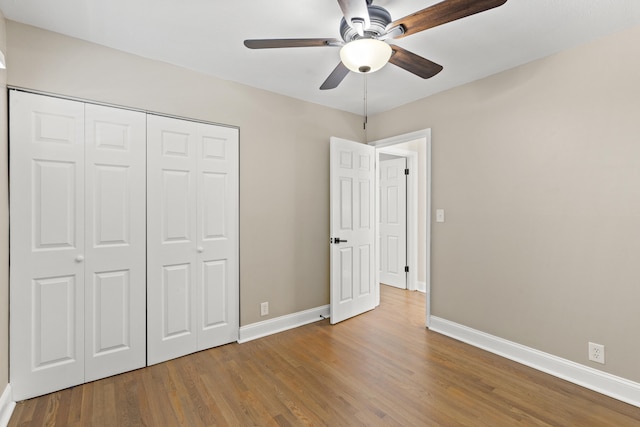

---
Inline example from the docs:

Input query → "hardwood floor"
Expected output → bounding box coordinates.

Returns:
[9,285,640,426]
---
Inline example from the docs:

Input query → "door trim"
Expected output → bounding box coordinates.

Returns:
[8,86,239,131]
[369,129,432,328]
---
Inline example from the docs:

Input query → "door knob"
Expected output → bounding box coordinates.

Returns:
[75,255,85,262]
[332,238,348,244]
[197,246,204,253]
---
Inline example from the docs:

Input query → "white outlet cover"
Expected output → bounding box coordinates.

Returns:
[588,342,605,364]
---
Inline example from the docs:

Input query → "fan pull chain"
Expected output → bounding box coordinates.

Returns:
[363,73,368,140]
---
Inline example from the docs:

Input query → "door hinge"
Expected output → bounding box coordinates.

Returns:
[405,266,409,273]
[404,168,409,175]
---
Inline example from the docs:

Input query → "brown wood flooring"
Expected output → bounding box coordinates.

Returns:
[9,285,640,426]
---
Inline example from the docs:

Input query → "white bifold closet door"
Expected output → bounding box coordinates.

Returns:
[84,104,146,381]
[147,115,239,365]
[9,91,146,400]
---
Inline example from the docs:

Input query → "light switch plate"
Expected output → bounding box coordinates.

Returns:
[436,209,445,223]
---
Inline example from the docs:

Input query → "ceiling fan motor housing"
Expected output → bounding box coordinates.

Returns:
[340,5,392,42]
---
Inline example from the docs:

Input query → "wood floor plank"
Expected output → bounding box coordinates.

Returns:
[8,285,640,426]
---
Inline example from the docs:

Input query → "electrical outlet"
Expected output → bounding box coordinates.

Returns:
[260,302,269,316]
[588,342,605,364]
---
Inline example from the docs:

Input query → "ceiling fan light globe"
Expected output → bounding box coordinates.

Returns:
[340,39,392,74]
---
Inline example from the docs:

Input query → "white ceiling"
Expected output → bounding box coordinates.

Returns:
[1,0,639,115]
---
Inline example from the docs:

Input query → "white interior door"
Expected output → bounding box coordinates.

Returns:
[147,115,239,364]
[10,91,86,400]
[84,104,147,381]
[379,157,407,289]
[330,137,376,324]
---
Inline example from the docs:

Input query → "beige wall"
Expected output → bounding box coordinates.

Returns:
[369,25,640,382]
[5,21,363,329]
[0,11,8,392]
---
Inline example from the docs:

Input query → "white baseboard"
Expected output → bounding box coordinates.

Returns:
[416,281,426,293]
[0,384,15,427]
[238,305,330,343]
[429,316,640,408]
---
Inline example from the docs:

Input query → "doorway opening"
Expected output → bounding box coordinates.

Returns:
[378,153,408,290]
[370,130,431,327]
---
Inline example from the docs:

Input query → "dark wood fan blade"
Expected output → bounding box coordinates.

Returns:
[320,62,350,90]
[244,38,342,49]
[389,0,508,39]
[389,45,443,79]
[337,0,371,30]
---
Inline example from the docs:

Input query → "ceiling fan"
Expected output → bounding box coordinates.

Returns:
[244,0,508,90]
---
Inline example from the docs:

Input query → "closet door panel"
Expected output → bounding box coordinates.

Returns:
[147,115,198,365]
[196,124,239,349]
[10,91,86,400]
[84,104,146,381]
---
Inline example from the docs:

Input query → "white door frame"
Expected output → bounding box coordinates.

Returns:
[369,129,432,327]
